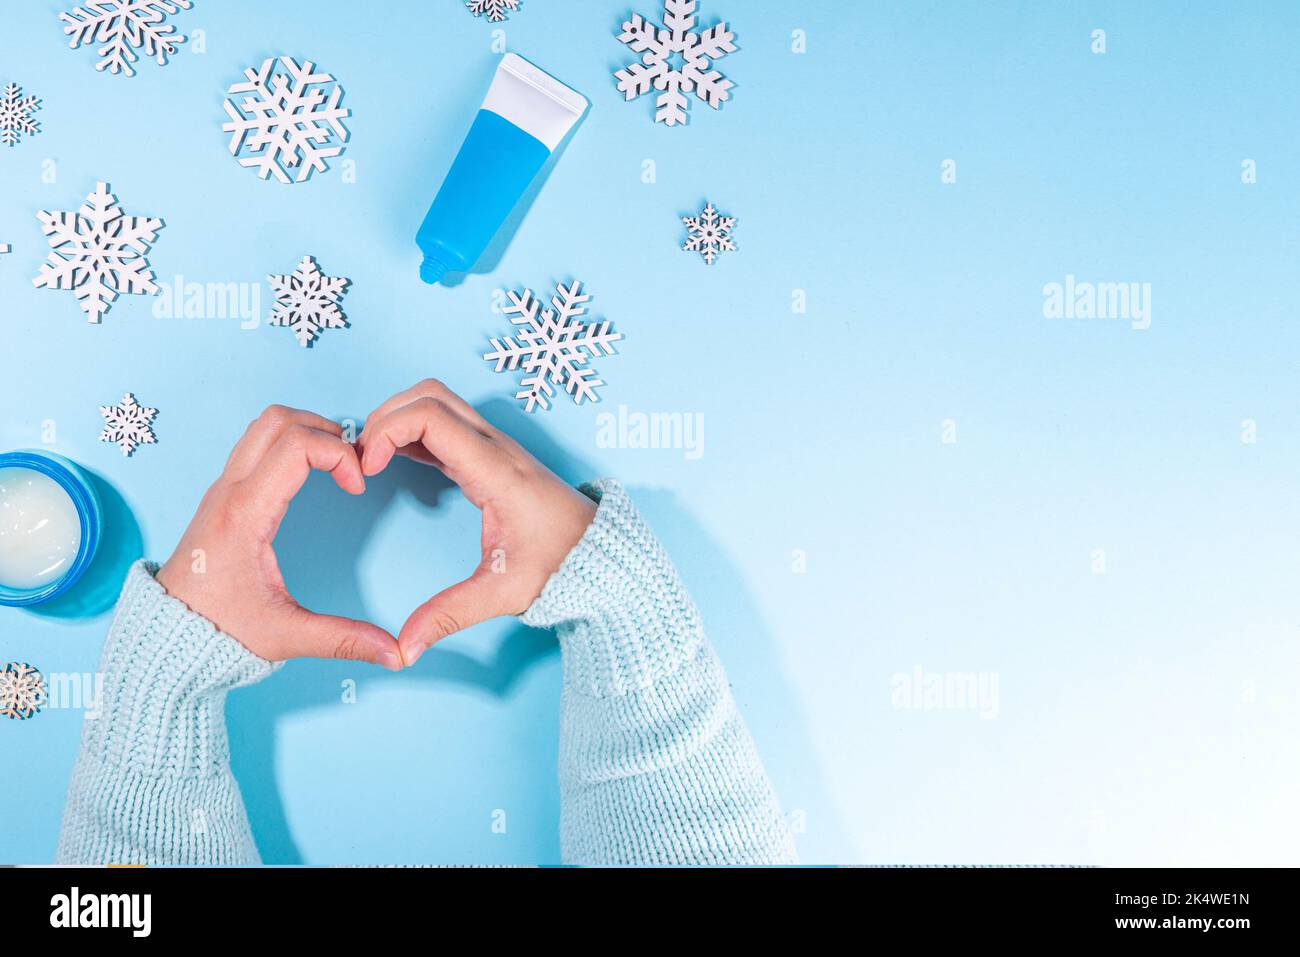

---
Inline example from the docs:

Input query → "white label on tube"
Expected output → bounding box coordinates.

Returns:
[482,53,588,152]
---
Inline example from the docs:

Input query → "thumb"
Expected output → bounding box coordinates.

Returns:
[279,606,404,671]
[399,575,501,666]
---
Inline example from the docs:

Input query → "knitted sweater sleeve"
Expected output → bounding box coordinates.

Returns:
[55,561,277,865]
[56,484,794,865]
[520,480,798,864]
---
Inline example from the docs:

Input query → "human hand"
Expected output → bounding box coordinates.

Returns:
[358,379,597,666]
[156,406,404,671]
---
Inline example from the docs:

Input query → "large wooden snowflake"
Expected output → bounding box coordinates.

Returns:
[33,182,163,323]
[484,279,623,413]
[222,56,350,184]
[61,0,193,77]
[614,0,736,127]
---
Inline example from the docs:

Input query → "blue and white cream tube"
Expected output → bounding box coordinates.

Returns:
[415,53,588,285]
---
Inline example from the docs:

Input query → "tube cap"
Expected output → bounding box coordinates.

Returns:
[420,256,449,285]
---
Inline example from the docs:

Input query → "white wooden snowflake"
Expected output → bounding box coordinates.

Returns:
[0,663,47,720]
[0,82,41,146]
[268,255,350,347]
[223,57,350,184]
[615,0,736,127]
[467,0,519,22]
[99,392,158,456]
[61,0,192,78]
[484,280,622,413]
[683,201,735,264]
[33,182,163,323]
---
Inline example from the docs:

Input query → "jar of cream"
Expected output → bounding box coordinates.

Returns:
[0,451,102,606]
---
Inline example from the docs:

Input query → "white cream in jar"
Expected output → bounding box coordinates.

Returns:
[0,466,83,590]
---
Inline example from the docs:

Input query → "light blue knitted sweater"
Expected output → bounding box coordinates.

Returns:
[56,480,798,865]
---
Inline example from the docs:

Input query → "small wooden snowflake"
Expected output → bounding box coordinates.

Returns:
[99,392,158,456]
[466,0,519,22]
[0,82,41,146]
[0,662,46,720]
[682,202,736,265]
[267,254,350,347]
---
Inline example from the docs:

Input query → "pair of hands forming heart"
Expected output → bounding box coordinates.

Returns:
[155,379,598,670]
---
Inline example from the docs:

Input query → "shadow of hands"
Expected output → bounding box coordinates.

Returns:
[275,449,558,690]
[274,453,454,629]
[271,395,589,678]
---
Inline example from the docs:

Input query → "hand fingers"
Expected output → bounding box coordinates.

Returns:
[225,405,345,480]
[230,424,365,534]
[393,442,443,468]
[360,379,495,449]
[359,397,500,492]
[398,573,502,665]
[277,606,403,671]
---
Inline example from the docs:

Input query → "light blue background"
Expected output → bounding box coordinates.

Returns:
[2,0,1297,865]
